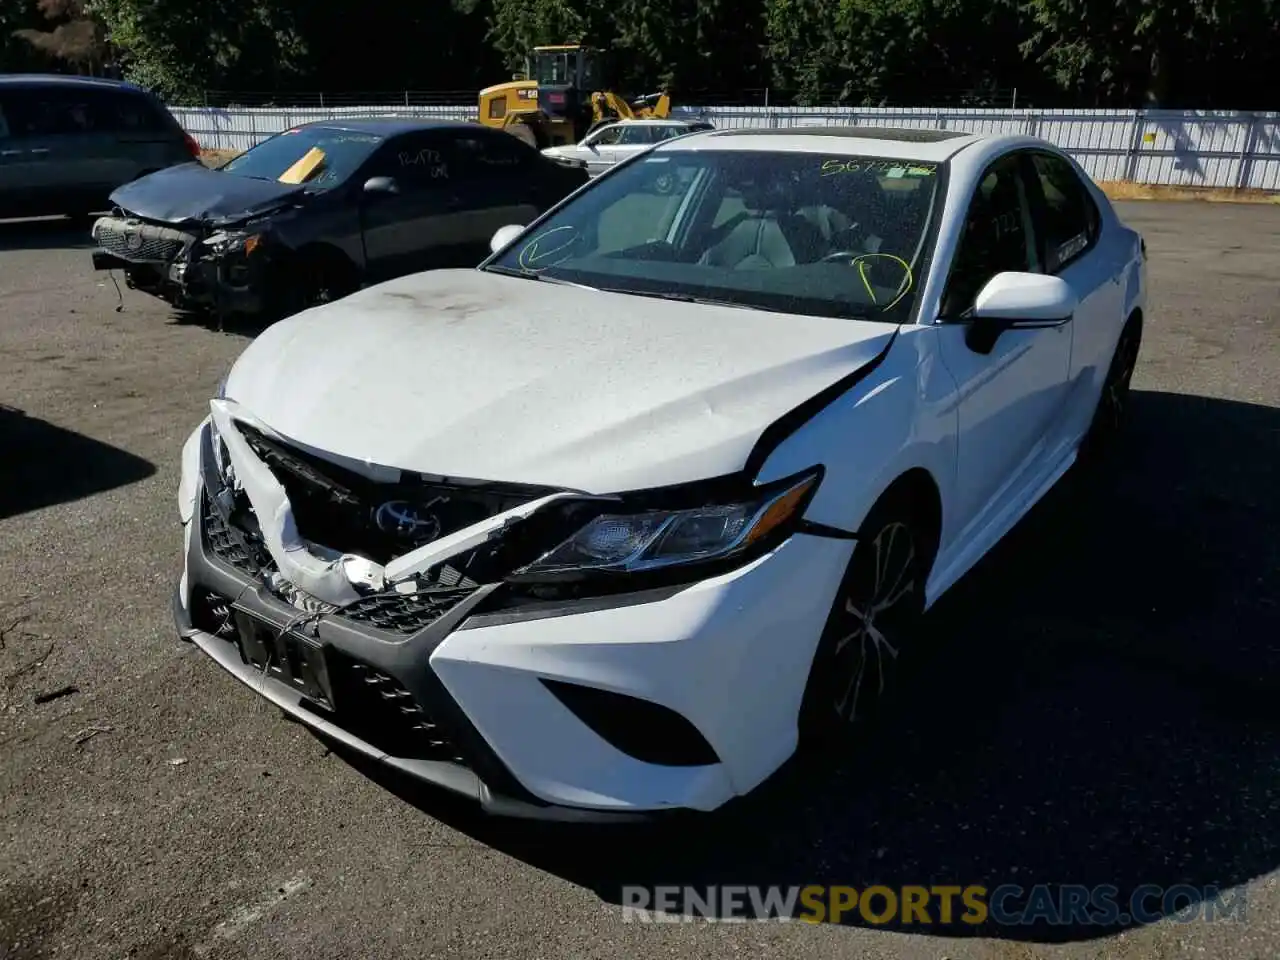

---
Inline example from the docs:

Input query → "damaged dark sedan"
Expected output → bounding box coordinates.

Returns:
[89,117,590,320]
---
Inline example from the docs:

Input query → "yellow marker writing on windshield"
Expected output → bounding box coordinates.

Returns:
[278,147,326,184]
[517,225,578,271]
[848,253,913,311]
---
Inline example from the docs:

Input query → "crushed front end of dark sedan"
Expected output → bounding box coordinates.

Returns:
[90,117,590,323]
[91,163,314,319]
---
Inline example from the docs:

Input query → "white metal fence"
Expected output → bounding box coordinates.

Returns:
[171,104,1280,190]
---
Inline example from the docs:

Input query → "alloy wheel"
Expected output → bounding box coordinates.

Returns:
[827,519,921,726]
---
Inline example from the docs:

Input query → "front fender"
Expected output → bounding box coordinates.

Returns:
[752,325,958,544]
[178,417,209,525]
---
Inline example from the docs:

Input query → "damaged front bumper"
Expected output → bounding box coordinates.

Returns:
[174,408,851,820]
[91,215,269,316]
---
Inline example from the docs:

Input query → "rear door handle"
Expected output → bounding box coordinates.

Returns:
[28,148,51,155]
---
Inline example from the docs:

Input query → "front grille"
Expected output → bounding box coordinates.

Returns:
[231,421,560,567]
[338,588,474,636]
[202,488,272,575]
[94,217,191,263]
[194,585,469,765]
[327,651,467,763]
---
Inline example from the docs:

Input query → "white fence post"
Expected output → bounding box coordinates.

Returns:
[1234,113,1259,190]
[1124,110,1146,182]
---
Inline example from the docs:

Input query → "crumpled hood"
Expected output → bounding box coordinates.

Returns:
[109,162,306,225]
[222,269,897,493]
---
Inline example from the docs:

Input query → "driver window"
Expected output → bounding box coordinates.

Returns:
[941,153,1040,317]
[587,126,623,147]
[617,125,655,145]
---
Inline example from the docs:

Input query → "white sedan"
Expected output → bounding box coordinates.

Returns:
[541,117,714,175]
[174,126,1146,820]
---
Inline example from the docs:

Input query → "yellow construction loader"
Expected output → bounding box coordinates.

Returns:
[478,44,671,150]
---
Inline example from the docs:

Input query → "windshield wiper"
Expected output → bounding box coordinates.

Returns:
[482,264,596,289]
[605,288,771,311]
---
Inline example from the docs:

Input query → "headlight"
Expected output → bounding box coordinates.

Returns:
[511,469,821,581]
[203,230,262,256]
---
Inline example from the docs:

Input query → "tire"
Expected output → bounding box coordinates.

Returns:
[1082,313,1143,457]
[797,491,937,747]
[274,249,359,319]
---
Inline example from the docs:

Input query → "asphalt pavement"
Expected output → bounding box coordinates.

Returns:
[1,203,1277,960]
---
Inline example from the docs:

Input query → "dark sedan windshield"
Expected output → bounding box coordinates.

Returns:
[486,148,944,322]
[221,126,384,188]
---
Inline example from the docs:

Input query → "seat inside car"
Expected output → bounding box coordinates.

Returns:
[698,183,828,269]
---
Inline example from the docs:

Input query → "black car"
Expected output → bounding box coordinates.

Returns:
[89,117,590,320]
[0,74,198,220]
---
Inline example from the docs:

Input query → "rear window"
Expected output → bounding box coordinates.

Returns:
[0,85,172,136]
[105,91,173,133]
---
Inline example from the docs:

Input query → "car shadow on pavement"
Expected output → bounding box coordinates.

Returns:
[0,216,99,252]
[0,405,156,521]
[335,387,1280,945]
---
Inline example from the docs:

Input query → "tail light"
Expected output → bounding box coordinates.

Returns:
[183,132,201,159]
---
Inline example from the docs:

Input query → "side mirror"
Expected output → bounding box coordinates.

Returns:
[363,176,399,196]
[490,223,526,254]
[965,272,1077,354]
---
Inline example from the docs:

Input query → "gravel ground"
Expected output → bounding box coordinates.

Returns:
[0,203,1277,960]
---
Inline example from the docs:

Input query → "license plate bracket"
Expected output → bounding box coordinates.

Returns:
[232,608,336,711]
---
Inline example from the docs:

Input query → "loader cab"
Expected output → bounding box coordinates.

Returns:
[529,45,605,144]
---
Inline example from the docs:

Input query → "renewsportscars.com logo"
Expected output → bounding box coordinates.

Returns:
[620,884,1247,925]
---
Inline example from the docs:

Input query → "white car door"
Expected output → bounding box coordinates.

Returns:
[610,124,662,166]
[1024,149,1127,446]
[931,150,1075,538]
[579,124,624,175]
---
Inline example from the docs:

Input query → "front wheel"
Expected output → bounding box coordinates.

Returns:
[798,496,934,746]
[1082,314,1142,457]
[273,251,359,319]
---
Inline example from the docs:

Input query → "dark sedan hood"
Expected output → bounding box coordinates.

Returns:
[108,162,307,225]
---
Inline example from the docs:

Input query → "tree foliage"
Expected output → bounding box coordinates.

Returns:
[2,0,1276,108]
[14,0,109,73]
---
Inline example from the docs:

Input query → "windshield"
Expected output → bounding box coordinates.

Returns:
[221,127,384,188]
[533,52,575,86]
[486,148,944,322]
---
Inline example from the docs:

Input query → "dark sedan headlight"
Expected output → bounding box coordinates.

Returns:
[203,230,262,256]
[510,469,821,581]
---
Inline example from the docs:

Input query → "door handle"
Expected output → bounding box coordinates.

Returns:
[28,148,51,155]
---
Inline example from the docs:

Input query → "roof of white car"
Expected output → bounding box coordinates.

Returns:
[612,118,702,126]
[667,125,995,163]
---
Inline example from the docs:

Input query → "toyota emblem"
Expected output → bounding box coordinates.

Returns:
[125,225,143,251]
[373,500,440,541]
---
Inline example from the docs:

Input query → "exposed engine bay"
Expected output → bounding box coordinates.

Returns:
[91,212,278,318]
[202,402,619,635]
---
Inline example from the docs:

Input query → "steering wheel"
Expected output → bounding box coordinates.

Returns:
[819,250,865,264]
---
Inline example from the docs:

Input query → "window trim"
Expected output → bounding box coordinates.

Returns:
[584,124,622,148]
[936,149,1040,322]
[1022,148,1102,276]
